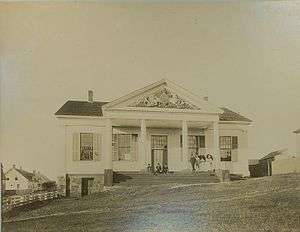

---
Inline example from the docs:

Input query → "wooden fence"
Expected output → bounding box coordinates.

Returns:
[2,191,58,212]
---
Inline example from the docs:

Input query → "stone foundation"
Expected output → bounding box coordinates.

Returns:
[57,174,104,197]
[57,176,66,196]
[215,169,230,182]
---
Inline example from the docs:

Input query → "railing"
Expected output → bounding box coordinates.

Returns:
[2,191,58,212]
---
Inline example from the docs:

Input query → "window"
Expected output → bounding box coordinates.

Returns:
[180,135,205,157]
[113,134,138,161]
[219,136,238,161]
[80,133,93,161]
[6,178,9,181]
[152,135,168,149]
[15,177,18,181]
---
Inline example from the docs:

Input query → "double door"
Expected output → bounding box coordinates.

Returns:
[151,135,168,171]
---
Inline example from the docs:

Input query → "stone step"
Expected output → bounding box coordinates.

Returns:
[116,179,219,186]
[117,178,219,183]
[115,172,215,177]
[113,171,220,186]
[115,177,218,182]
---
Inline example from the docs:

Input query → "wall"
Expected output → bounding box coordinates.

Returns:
[65,122,107,175]
[5,169,30,191]
[218,123,250,176]
[273,155,300,175]
[64,119,250,176]
[68,174,104,197]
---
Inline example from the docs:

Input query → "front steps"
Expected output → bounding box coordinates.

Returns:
[113,171,220,186]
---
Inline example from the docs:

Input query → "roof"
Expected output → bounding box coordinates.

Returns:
[260,149,286,160]
[55,101,252,122]
[35,172,52,183]
[15,169,37,182]
[219,107,252,122]
[293,129,300,134]
[55,101,108,117]
[248,159,259,165]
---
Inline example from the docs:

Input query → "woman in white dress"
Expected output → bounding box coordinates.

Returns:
[206,154,214,172]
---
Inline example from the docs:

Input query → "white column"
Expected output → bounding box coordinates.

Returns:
[182,120,189,169]
[140,119,147,170]
[105,118,113,169]
[213,121,221,169]
[104,118,113,186]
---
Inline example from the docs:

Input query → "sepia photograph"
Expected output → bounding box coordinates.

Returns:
[0,1,299,232]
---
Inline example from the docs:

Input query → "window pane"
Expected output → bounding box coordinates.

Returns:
[188,136,196,147]
[199,136,205,148]
[220,136,232,149]
[220,149,231,161]
[117,134,131,161]
[151,136,167,149]
[80,133,93,160]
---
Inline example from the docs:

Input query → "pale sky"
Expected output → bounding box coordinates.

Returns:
[1,2,299,179]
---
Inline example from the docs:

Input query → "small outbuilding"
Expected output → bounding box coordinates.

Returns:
[249,148,300,177]
[4,165,54,194]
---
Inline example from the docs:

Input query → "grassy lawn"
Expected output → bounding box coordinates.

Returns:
[2,173,300,232]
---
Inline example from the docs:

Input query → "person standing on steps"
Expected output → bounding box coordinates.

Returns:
[190,152,197,171]
[206,154,214,171]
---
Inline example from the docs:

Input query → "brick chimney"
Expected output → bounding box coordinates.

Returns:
[88,90,93,103]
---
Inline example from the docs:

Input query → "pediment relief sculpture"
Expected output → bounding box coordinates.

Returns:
[129,88,200,110]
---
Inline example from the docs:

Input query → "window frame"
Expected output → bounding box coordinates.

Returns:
[116,134,131,161]
[219,136,238,162]
[80,133,94,161]
[114,134,138,161]
[180,135,205,148]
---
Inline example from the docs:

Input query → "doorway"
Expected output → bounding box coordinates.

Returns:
[81,178,94,197]
[151,135,168,171]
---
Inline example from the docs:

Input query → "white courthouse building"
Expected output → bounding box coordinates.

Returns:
[55,79,252,196]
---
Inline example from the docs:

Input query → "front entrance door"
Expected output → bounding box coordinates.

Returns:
[151,135,168,171]
[81,178,94,197]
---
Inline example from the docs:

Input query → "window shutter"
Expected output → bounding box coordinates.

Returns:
[112,134,118,161]
[93,133,102,161]
[180,135,182,148]
[130,134,138,161]
[72,133,80,161]
[232,136,238,149]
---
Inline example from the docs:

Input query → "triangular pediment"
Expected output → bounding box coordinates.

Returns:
[102,79,223,114]
[128,87,199,110]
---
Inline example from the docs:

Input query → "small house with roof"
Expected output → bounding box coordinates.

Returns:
[55,79,252,197]
[4,165,53,194]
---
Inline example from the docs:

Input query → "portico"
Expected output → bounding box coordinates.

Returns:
[104,117,221,174]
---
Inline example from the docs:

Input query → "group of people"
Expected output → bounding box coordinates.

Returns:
[190,153,214,172]
[145,153,214,174]
[147,163,169,175]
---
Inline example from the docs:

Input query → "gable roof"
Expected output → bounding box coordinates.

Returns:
[219,107,252,122]
[15,169,37,182]
[55,101,108,117]
[55,100,251,122]
[260,149,286,160]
